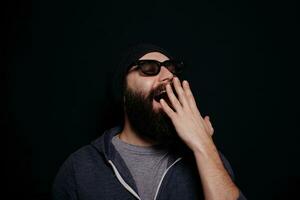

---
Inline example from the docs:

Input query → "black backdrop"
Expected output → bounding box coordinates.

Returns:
[2,0,298,199]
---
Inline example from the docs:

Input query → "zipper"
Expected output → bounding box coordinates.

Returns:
[108,160,141,200]
[108,157,182,200]
[153,157,182,200]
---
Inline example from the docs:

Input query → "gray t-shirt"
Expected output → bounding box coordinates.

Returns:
[112,135,170,200]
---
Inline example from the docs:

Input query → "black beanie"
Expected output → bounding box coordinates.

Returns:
[111,43,175,108]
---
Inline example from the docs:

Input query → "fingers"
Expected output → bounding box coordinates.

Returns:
[160,78,215,138]
[182,80,202,117]
[166,78,202,118]
[204,116,214,136]
[173,77,189,108]
[160,98,175,118]
[165,82,182,112]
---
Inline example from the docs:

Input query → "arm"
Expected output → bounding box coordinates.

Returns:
[160,77,244,200]
[192,146,239,200]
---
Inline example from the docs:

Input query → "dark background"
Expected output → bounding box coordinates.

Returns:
[2,0,298,199]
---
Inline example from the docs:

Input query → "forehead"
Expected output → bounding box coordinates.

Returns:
[139,52,170,62]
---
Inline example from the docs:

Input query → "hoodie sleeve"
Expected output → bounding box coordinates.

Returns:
[219,151,247,200]
[52,155,78,200]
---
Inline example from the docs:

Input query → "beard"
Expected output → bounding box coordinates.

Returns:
[123,84,180,147]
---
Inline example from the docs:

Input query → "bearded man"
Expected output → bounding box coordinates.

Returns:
[53,43,246,200]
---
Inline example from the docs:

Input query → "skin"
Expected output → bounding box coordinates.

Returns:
[118,52,240,200]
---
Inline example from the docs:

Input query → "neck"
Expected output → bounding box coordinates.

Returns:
[118,114,156,147]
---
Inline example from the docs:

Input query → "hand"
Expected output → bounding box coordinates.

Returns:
[160,79,241,200]
[159,77,215,153]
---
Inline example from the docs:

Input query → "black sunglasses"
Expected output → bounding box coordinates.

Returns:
[128,59,184,76]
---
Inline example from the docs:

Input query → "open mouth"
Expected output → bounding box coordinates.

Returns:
[153,83,178,110]
[154,90,168,102]
[153,90,175,110]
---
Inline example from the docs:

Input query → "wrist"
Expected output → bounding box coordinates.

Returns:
[191,139,218,157]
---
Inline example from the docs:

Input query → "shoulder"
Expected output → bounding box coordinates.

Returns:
[53,144,108,188]
[60,144,107,173]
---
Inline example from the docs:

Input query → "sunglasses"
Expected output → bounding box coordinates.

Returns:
[128,59,184,76]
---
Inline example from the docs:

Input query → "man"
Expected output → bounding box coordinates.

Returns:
[53,43,246,200]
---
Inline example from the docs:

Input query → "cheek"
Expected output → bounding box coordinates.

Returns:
[141,80,154,93]
[127,76,155,94]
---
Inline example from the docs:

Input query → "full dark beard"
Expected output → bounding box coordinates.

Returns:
[124,86,180,147]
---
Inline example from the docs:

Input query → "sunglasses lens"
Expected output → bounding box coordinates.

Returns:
[165,61,184,74]
[139,61,160,75]
[135,60,184,76]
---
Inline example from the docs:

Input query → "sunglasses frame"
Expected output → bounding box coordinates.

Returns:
[128,59,184,76]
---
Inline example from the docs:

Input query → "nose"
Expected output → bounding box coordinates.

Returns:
[158,66,174,83]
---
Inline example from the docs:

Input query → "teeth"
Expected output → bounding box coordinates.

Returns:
[154,90,167,101]
[159,90,166,95]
